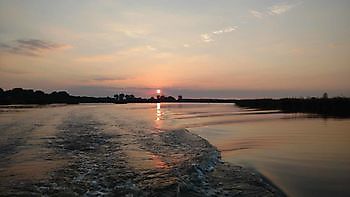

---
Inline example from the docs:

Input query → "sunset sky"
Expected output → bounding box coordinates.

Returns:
[0,0,349,98]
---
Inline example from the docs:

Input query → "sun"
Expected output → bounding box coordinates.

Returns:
[156,89,161,94]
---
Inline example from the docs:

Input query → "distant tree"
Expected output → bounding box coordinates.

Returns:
[0,88,119,105]
[34,90,45,95]
[32,90,46,104]
[166,96,176,102]
[177,95,183,101]
[0,88,4,101]
[12,88,24,92]
[156,95,160,100]
[118,93,125,101]
[323,92,328,99]
[57,91,70,97]
[114,94,119,101]
[126,94,135,101]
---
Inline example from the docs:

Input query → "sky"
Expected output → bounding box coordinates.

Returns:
[0,0,349,98]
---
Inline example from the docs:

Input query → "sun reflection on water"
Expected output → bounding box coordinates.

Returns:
[151,154,169,169]
[156,103,161,121]
[155,103,163,129]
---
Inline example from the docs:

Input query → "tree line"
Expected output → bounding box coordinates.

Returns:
[1,88,349,117]
[0,88,115,105]
[0,88,183,105]
[113,93,180,103]
[234,97,350,117]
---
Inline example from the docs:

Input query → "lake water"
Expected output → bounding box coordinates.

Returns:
[125,103,350,196]
[1,103,349,196]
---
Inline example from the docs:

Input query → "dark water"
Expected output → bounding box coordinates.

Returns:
[1,103,349,196]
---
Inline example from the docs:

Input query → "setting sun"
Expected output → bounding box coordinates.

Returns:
[156,89,161,94]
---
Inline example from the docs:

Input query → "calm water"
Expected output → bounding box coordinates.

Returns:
[1,103,350,196]
[125,103,350,196]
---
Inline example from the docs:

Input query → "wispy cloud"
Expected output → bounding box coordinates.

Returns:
[250,2,299,18]
[0,39,71,56]
[114,27,150,38]
[201,26,238,43]
[201,33,214,43]
[250,10,265,19]
[268,3,296,15]
[212,27,237,35]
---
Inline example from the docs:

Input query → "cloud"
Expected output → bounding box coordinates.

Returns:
[250,2,299,18]
[212,30,224,35]
[108,23,151,38]
[115,28,150,38]
[224,27,237,33]
[268,3,295,15]
[201,26,237,43]
[201,33,214,43]
[250,10,264,19]
[183,44,190,48]
[212,26,237,35]
[0,39,71,56]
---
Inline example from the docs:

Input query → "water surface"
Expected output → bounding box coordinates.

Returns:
[1,103,349,196]
[126,103,350,196]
